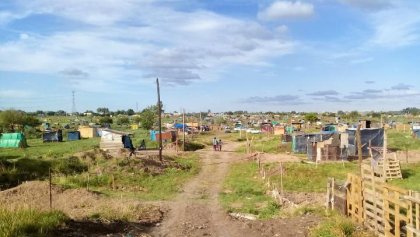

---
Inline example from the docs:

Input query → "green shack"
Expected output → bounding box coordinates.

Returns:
[0,133,28,148]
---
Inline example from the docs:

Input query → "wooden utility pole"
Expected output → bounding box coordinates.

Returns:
[356,123,363,168]
[183,109,186,151]
[156,78,163,162]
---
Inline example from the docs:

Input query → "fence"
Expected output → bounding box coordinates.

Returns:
[330,164,420,237]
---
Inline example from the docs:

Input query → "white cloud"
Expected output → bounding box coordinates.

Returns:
[258,1,314,20]
[0,1,296,89]
[369,3,420,48]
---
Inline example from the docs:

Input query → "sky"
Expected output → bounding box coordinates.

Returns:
[0,0,420,113]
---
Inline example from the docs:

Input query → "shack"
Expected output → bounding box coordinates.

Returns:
[78,126,98,138]
[261,122,274,134]
[100,129,132,151]
[0,133,27,148]
[346,128,384,156]
[42,130,63,142]
[67,131,81,141]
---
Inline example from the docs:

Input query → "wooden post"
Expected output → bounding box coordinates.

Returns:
[356,124,363,169]
[183,109,185,152]
[87,173,90,191]
[326,178,331,209]
[406,147,409,163]
[49,168,52,210]
[331,178,335,210]
[156,78,163,162]
[280,163,284,196]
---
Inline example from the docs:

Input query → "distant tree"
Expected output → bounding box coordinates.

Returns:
[337,110,345,116]
[132,116,141,124]
[99,116,113,124]
[116,116,130,125]
[402,107,420,116]
[0,110,41,132]
[127,109,135,116]
[46,111,55,116]
[140,106,156,130]
[56,110,66,116]
[304,113,318,123]
[348,111,360,120]
[97,107,110,115]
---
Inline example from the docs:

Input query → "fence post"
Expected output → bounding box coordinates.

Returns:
[49,168,52,210]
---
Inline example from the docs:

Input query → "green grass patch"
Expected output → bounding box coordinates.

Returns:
[269,162,359,192]
[220,161,280,219]
[235,135,290,154]
[0,207,67,237]
[0,137,100,160]
[389,163,420,191]
[388,130,420,151]
[310,211,374,237]
[54,154,200,200]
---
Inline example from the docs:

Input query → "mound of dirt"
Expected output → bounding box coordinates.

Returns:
[0,181,163,224]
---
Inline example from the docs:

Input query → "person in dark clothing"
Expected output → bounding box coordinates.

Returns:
[122,135,135,157]
[218,139,222,151]
[139,139,146,150]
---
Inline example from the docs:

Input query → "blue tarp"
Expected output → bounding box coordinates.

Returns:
[413,129,420,139]
[174,123,188,129]
[67,131,80,141]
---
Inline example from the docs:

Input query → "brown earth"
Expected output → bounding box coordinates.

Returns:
[0,140,321,237]
[148,141,321,237]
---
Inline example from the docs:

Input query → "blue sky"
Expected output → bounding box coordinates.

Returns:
[1,0,420,113]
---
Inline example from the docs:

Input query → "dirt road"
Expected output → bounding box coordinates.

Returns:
[149,141,318,237]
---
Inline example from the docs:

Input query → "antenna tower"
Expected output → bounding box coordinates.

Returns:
[72,91,77,115]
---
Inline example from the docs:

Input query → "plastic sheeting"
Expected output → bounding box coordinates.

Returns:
[0,133,27,148]
[67,131,81,141]
[292,133,335,153]
[346,128,383,156]
[42,130,63,142]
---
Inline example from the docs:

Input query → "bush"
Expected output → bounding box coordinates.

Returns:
[51,156,88,175]
[184,142,205,151]
[0,207,68,237]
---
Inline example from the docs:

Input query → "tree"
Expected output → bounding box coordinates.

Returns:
[99,116,113,124]
[140,106,156,130]
[127,109,135,116]
[0,110,41,132]
[304,113,318,123]
[116,116,130,125]
[97,107,110,115]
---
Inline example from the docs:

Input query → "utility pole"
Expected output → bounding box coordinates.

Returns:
[183,109,186,151]
[156,78,163,162]
[71,90,77,115]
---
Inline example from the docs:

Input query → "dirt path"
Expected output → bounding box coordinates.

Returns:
[149,141,319,237]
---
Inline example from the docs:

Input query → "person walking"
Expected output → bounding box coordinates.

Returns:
[212,137,218,151]
[218,139,222,151]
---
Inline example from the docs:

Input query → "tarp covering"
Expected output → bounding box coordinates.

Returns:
[67,131,81,141]
[0,133,28,148]
[43,130,63,142]
[413,129,420,139]
[174,123,188,129]
[292,133,335,153]
[346,128,384,156]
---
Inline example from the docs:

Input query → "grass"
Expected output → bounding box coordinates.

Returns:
[220,161,280,219]
[54,153,200,200]
[387,130,420,151]
[309,211,374,237]
[0,207,67,237]
[389,163,420,191]
[235,134,291,154]
[0,137,100,160]
[268,162,359,192]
